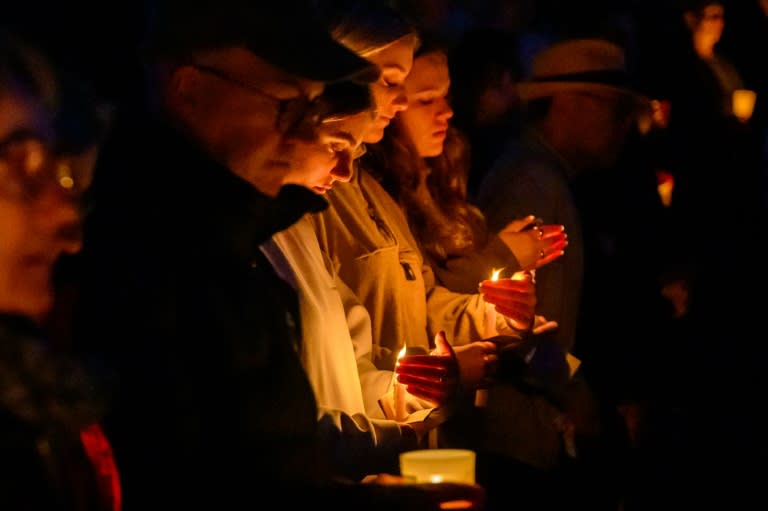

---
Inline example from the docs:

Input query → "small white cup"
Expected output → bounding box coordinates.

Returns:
[399,449,476,484]
[732,89,757,122]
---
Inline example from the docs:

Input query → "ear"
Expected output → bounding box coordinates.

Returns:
[168,66,201,106]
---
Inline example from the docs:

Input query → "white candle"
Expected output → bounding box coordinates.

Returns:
[393,347,408,421]
[477,269,502,407]
[483,268,502,338]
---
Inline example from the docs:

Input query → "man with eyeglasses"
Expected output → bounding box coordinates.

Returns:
[65,0,437,508]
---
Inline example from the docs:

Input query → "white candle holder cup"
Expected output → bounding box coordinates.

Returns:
[399,449,476,484]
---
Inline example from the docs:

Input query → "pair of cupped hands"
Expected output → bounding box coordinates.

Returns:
[395,215,567,408]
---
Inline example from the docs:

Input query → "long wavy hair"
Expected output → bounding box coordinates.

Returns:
[363,47,489,264]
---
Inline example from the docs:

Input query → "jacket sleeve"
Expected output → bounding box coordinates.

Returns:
[423,257,524,346]
[316,407,418,481]
[432,234,522,295]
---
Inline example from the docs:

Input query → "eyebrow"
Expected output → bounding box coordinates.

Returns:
[322,130,358,147]
[412,84,450,95]
[380,63,409,74]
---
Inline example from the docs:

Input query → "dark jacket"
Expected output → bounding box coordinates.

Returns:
[0,314,115,510]
[73,113,330,509]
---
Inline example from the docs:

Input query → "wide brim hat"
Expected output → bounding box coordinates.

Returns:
[146,0,379,84]
[517,38,646,102]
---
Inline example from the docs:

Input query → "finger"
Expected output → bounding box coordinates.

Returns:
[397,355,453,369]
[472,341,497,352]
[432,330,455,358]
[480,285,536,305]
[535,249,566,269]
[501,215,537,233]
[396,364,451,382]
[397,374,454,391]
[546,238,568,253]
[539,224,566,240]
[480,277,534,294]
[533,320,559,335]
[404,385,449,406]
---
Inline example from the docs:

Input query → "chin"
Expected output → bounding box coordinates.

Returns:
[421,144,444,158]
[364,127,386,145]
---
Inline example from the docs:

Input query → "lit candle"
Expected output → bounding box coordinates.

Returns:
[477,269,503,408]
[656,169,674,207]
[393,347,408,421]
[483,268,502,338]
[732,89,757,123]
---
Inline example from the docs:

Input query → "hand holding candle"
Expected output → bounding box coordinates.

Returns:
[395,331,459,408]
[479,270,536,332]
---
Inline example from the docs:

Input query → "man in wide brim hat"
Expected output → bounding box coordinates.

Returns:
[516,38,649,106]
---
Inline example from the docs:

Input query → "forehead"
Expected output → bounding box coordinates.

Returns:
[0,88,51,140]
[320,111,372,145]
[405,51,449,91]
[366,38,416,74]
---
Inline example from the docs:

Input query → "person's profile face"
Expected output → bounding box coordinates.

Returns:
[397,50,453,158]
[362,37,416,144]
[282,111,372,193]
[0,87,81,320]
[560,88,637,168]
[182,48,325,196]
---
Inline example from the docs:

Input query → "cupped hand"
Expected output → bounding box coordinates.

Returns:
[453,341,498,389]
[479,272,536,331]
[497,215,567,270]
[395,331,459,406]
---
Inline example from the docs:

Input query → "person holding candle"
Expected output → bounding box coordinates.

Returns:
[310,0,535,403]
[364,39,590,511]
[263,81,461,479]
[475,37,657,511]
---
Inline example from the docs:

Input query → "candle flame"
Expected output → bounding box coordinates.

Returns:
[397,346,407,360]
[490,268,503,281]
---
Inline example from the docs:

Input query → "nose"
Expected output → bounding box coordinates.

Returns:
[32,187,83,254]
[437,98,454,122]
[329,151,354,183]
[390,86,408,113]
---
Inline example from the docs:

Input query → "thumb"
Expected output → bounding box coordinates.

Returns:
[500,215,536,233]
[432,330,455,357]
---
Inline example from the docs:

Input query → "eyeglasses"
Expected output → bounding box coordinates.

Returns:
[190,63,321,136]
[0,129,88,202]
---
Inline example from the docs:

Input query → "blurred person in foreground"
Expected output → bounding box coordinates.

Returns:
[71,0,484,509]
[0,28,118,510]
